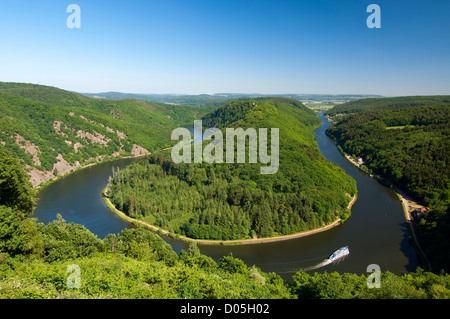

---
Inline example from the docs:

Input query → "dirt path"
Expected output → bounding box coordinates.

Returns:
[104,140,357,245]
[395,188,432,272]
[103,187,356,246]
[341,152,432,271]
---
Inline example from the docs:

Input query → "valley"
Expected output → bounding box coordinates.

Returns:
[0,82,212,187]
[0,83,448,300]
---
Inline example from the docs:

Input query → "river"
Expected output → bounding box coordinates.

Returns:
[33,113,419,280]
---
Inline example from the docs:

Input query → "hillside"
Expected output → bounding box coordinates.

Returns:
[107,97,357,240]
[326,105,450,272]
[325,95,450,117]
[0,82,211,187]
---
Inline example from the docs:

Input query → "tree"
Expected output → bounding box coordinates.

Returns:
[188,242,200,256]
[219,253,249,275]
[0,205,43,257]
[0,145,35,214]
[0,145,42,257]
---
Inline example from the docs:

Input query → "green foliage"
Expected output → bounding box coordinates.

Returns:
[0,251,296,299]
[327,105,449,272]
[114,227,178,265]
[36,214,104,262]
[0,146,42,257]
[325,95,450,116]
[0,82,210,185]
[0,145,35,213]
[415,208,450,274]
[327,106,449,208]
[219,253,250,275]
[1,121,448,300]
[108,98,357,240]
[0,205,43,257]
[179,243,217,270]
[291,270,450,299]
[81,92,381,108]
[82,91,231,108]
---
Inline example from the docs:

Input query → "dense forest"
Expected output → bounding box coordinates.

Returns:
[325,95,450,116]
[2,83,448,299]
[1,144,449,299]
[326,104,450,272]
[0,82,213,186]
[107,97,357,240]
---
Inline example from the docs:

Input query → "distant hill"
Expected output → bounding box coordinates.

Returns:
[0,82,92,106]
[81,91,231,107]
[325,95,450,116]
[82,91,381,107]
[0,82,211,187]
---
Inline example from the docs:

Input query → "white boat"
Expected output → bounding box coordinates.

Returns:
[328,246,349,262]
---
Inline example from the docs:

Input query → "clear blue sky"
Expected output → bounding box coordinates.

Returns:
[0,0,449,95]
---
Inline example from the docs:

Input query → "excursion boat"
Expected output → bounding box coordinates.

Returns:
[328,246,349,262]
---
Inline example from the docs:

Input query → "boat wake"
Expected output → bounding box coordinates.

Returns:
[300,254,349,271]
[274,246,350,274]
[298,246,350,272]
[277,257,342,274]
[300,258,333,271]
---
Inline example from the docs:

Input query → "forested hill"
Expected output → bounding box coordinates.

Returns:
[82,91,382,107]
[202,97,320,130]
[326,105,450,272]
[1,144,449,299]
[325,95,450,116]
[0,82,212,187]
[107,97,357,241]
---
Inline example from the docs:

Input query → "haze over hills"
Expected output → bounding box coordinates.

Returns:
[81,91,383,107]
[325,95,450,116]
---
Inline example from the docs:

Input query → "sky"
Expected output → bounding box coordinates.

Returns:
[0,0,449,96]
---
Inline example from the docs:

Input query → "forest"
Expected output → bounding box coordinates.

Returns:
[0,82,212,186]
[107,97,357,240]
[325,95,450,116]
[1,144,449,299]
[326,105,449,272]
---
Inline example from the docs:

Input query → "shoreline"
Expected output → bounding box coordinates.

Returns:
[34,152,150,192]
[103,185,357,246]
[340,151,432,271]
[394,187,432,272]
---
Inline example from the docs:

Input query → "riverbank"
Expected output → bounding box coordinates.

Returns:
[340,151,432,271]
[395,188,432,272]
[103,185,357,246]
[35,152,149,192]
[33,110,418,275]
